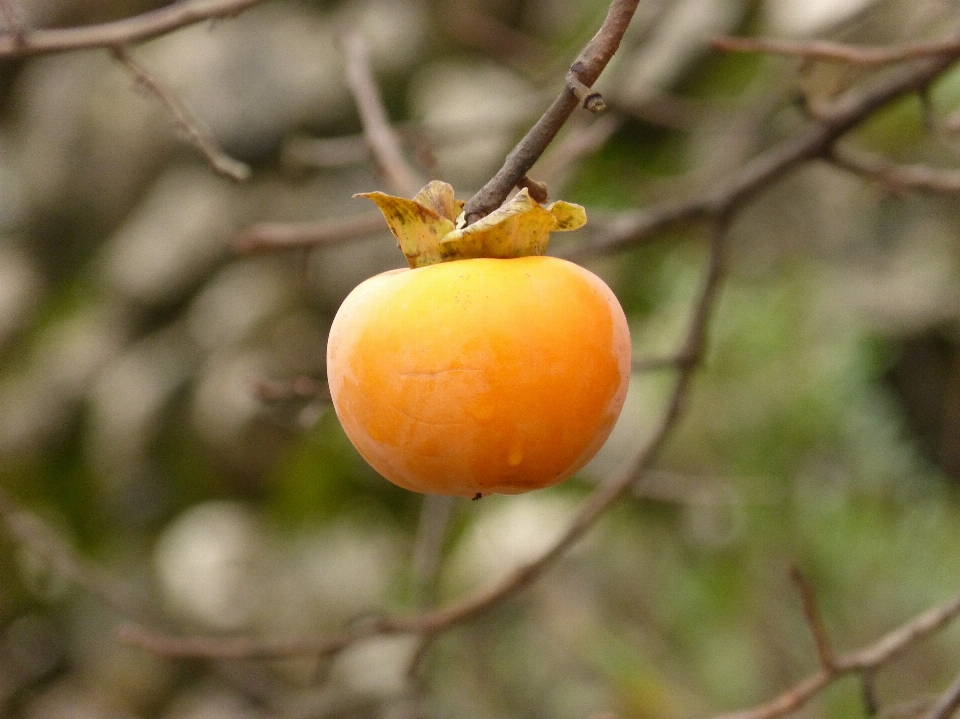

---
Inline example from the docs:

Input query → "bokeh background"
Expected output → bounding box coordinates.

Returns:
[3,0,960,717]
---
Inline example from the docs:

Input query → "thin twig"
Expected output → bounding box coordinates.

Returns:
[789,565,835,670]
[534,113,624,186]
[111,44,250,181]
[714,591,960,719]
[0,0,266,56]
[462,0,641,223]
[408,495,456,607]
[233,213,386,254]
[516,175,549,203]
[569,37,960,259]
[566,72,607,113]
[254,376,331,404]
[0,0,27,47]
[631,355,685,373]
[829,144,960,195]
[924,672,960,719]
[711,35,960,67]
[438,0,555,72]
[342,32,422,197]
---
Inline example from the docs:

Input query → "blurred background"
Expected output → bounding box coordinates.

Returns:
[3,0,960,717]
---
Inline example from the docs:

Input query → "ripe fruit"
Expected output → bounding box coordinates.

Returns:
[326,181,631,496]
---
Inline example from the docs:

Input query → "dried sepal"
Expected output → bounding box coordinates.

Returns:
[358,182,586,268]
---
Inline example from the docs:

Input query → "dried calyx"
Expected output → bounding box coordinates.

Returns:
[356,180,586,268]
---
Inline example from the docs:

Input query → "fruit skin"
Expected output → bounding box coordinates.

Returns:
[326,256,631,497]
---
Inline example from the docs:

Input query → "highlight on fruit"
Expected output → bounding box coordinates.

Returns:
[326,182,631,497]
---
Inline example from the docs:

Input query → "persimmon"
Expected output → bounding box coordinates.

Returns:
[326,181,631,497]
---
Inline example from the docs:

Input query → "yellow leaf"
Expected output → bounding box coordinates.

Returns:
[354,191,455,268]
[546,200,587,231]
[413,180,464,223]
[357,183,587,267]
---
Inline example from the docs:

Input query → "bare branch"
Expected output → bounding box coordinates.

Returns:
[0,0,27,47]
[790,565,835,670]
[569,38,960,259]
[233,213,386,254]
[438,0,555,72]
[408,495,455,606]
[0,0,266,57]
[254,376,331,404]
[535,113,624,185]
[462,0,641,223]
[714,591,960,719]
[566,72,607,113]
[923,671,960,719]
[111,44,251,181]
[830,144,960,195]
[711,35,960,67]
[342,32,422,197]
[631,355,686,373]
[516,175,550,203]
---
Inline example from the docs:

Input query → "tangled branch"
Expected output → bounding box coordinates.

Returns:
[569,35,960,258]
[714,590,960,719]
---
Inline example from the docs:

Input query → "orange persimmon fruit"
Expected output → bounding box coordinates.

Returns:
[326,181,631,497]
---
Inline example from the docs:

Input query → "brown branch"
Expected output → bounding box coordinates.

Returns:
[0,0,266,57]
[342,32,422,197]
[566,72,607,113]
[111,44,250,181]
[789,565,835,670]
[714,591,960,719]
[233,213,386,254]
[632,355,686,373]
[408,494,455,607]
[438,0,555,72]
[829,144,960,195]
[924,673,960,719]
[534,113,624,185]
[711,35,960,67]
[254,376,331,404]
[462,0,641,224]
[569,37,960,259]
[0,0,27,47]
[516,175,549,203]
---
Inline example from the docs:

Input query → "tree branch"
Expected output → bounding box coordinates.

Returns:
[570,39,960,259]
[343,31,422,197]
[111,44,250,181]
[790,565,835,670]
[0,0,267,57]
[714,591,960,719]
[233,213,386,254]
[711,35,960,67]
[923,669,960,719]
[0,0,27,47]
[462,0,641,223]
[829,144,960,195]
